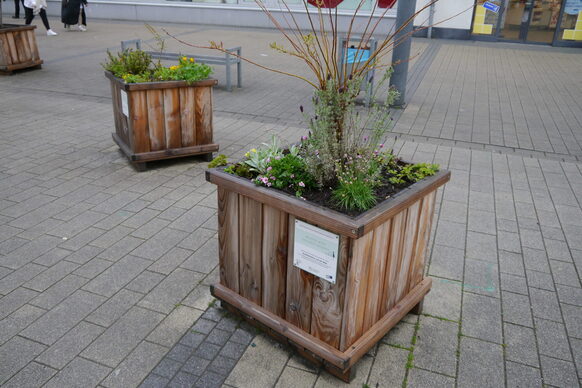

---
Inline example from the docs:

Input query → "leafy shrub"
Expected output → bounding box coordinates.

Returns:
[208,154,228,168]
[254,154,316,197]
[388,163,439,185]
[103,49,152,78]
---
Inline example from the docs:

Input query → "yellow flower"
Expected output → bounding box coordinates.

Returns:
[170,65,178,71]
[245,152,250,157]
[182,56,187,61]
[189,58,195,63]
[251,148,257,153]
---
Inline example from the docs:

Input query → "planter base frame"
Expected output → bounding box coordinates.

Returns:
[0,25,43,74]
[211,277,432,382]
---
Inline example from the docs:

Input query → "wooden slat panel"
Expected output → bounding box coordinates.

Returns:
[363,220,392,331]
[394,201,422,304]
[285,216,314,331]
[408,191,436,290]
[12,32,25,63]
[261,205,288,317]
[310,236,349,349]
[5,32,19,65]
[340,231,373,350]
[163,88,182,149]
[25,30,40,61]
[110,81,124,145]
[146,89,166,151]
[194,86,213,145]
[179,87,196,147]
[0,34,12,67]
[18,30,32,63]
[383,211,406,315]
[238,195,262,304]
[129,91,150,154]
[218,188,239,292]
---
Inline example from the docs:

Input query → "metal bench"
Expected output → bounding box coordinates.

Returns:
[121,39,242,92]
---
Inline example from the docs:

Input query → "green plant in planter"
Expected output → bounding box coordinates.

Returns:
[102,50,212,84]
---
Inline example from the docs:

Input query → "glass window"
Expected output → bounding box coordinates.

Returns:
[559,0,582,40]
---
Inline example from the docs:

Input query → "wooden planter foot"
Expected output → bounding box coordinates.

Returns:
[411,300,424,315]
[132,162,147,172]
[201,153,214,162]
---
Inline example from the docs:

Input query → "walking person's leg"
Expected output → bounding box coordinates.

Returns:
[39,9,58,35]
[77,6,87,31]
[24,5,34,25]
[13,0,20,18]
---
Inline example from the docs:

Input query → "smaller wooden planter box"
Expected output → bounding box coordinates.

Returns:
[106,71,219,170]
[206,167,450,381]
[0,25,43,74]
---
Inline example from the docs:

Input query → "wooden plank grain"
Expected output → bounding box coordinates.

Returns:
[394,201,421,304]
[285,216,314,331]
[194,86,213,145]
[311,236,349,349]
[340,231,373,350]
[363,220,392,331]
[383,210,406,315]
[408,191,436,290]
[218,188,239,292]
[146,89,166,151]
[179,87,196,147]
[5,32,19,65]
[261,205,288,317]
[25,29,40,61]
[128,90,150,154]
[0,33,11,66]
[163,88,182,149]
[238,195,262,304]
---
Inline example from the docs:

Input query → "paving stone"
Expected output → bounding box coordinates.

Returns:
[466,231,497,262]
[0,287,38,320]
[463,259,499,297]
[152,358,182,380]
[73,257,113,279]
[194,370,225,388]
[502,291,533,327]
[414,316,457,376]
[59,227,105,252]
[0,235,62,270]
[24,260,80,292]
[182,284,215,311]
[183,355,211,376]
[556,284,582,307]
[33,247,72,267]
[505,361,542,388]
[522,247,550,273]
[498,231,521,254]
[550,260,581,287]
[422,279,462,321]
[0,263,46,295]
[102,341,168,388]
[83,255,152,297]
[139,268,205,314]
[85,288,143,327]
[275,366,318,388]
[131,228,189,261]
[428,244,464,281]
[526,269,555,291]
[500,273,528,295]
[540,355,579,388]
[201,307,224,322]
[194,341,222,361]
[169,206,216,233]
[2,361,57,388]
[120,209,160,230]
[458,337,504,388]
[180,331,206,349]
[148,306,203,348]
[230,327,255,346]
[21,290,105,345]
[220,341,249,360]
[36,321,105,369]
[545,238,573,262]
[0,336,47,385]
[216,316,240,333]
[98,236,144,262]
[139,373,170,388]
[29,274,89,310]
[167,343,194,363]
[462,292,502,343]
[82,306,165,367]
[148,247,193,276]
[44,357,111,388]
[407,368,455,388]
[180,239,218,274]
[90,225,134,249]
[65,245,104,265]
[535,318,572,361]
[529,288,562,321]
[0,304,46,345]
[561,303,582,341]
[367,344,408,388]
[504,323,539,367]
[126,270,166,294]
[168,371,199,388]
[434,220,466,250]
[381,321,415,348]
[499,250,525,276]
[314,354,373,387]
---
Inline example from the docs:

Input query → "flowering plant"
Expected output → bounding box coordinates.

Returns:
[103,50,212,84]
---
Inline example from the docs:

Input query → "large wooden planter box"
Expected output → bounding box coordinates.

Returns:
[206,167,450,381]
[0,25,43,74]
[106,71,219,170]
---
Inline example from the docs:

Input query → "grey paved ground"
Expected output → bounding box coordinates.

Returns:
[0,15,581,388]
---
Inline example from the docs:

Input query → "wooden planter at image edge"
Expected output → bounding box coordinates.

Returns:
[206,168,450,381]
[0,25,43,74]
[106,71,219,170]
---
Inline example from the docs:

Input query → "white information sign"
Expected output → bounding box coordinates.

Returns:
[120,90,129,117]
[293,220,340,284]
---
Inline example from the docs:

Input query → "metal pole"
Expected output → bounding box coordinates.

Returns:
[427,0,436,39]
[391,0,418,107]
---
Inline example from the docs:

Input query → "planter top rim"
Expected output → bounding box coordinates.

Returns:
[206,167,450,238]
[104,71,218,91]
[0,24,37,33]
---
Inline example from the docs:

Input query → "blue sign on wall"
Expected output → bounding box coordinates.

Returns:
[483,1,500,13]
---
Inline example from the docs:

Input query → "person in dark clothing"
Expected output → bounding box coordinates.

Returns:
[13,0,24,19]
[61,0,88,31]
[23,0,58,35]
